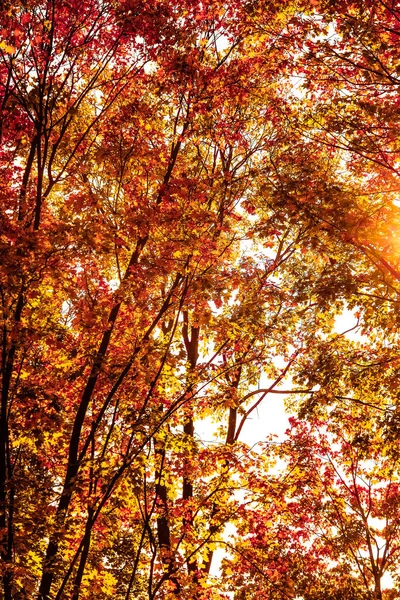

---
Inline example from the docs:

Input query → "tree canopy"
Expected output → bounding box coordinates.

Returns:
[1,1,400,599]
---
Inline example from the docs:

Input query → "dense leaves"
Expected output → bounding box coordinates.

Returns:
[1,1,400,599]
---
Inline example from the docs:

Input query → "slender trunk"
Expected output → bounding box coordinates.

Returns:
[18,134,39,222]
[374,576,382,600]
[0,365,12,600]
[154,434,180,595]
[226,407,237,445]
[71,508,94,600]
[203,358,242,577]
[182,315,199,577]
[34,127,44,231]
[182,417,197,576]
[0,293,24,600]
[124,523,148,600]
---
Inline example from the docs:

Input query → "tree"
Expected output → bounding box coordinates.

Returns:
[1,1,400,599]
[223,417,400,600]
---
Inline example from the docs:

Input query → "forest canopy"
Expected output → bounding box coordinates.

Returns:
[1,1,400,599]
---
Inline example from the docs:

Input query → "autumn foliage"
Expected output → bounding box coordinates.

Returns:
[1,1,400,599]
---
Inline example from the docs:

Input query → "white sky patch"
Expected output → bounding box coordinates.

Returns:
[237,391,290,446]
[215,34,230,53]
[208,522,237,582]
[61,299,74,327]
[334,307,366,342]
[108,277,120,291]
[143,60,157,74]
[382,571,394,590]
